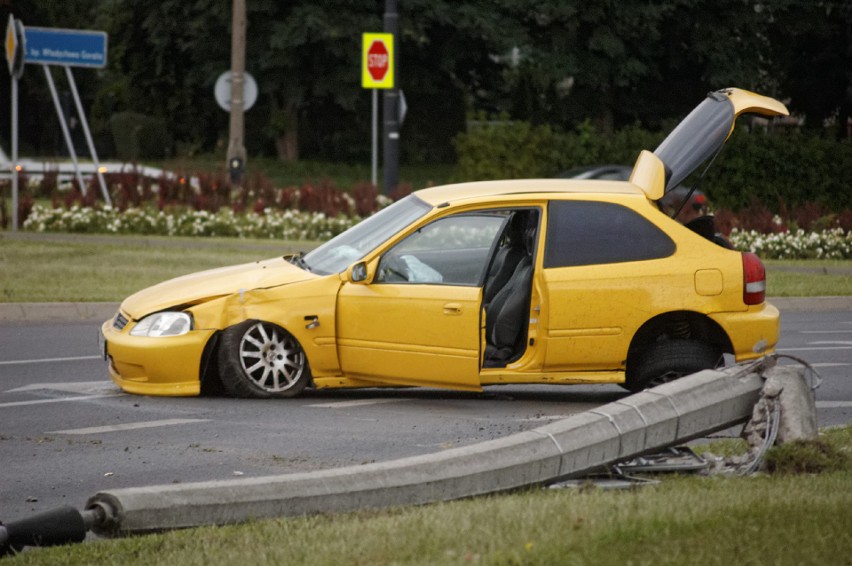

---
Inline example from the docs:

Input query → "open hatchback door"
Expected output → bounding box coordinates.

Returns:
[630,87,789,201]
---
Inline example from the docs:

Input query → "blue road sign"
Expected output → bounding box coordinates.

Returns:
[24,26,107,68]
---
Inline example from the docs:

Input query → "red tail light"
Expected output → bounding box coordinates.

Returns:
[742,252,766,305]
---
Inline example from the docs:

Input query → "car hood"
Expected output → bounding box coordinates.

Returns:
[630,88,789,200]
[121,257,313,319]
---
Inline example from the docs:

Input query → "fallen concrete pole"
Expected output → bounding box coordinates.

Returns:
[86,364,766,536]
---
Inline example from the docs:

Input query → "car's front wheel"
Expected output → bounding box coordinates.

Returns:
[218,320,310,398]
[626,339,721,393]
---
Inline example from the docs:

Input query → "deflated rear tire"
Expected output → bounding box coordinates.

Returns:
[626,339,721,393]
[218,320,310,398]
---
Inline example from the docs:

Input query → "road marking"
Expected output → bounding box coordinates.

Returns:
[808,341,852,346]
[783,363,851,369]
[307,398,411,409]
[0,355,101,366]
[0,394,123,408]
[6,381,117,395]
[800,330,852,334]
[48,419,209,435]
[779,346,852,352]
[816,401,852,409]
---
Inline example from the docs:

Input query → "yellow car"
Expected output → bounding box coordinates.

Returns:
[101,88,785,398]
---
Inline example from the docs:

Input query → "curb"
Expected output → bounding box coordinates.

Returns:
[766,296,852,312]
[0,302,119,323]
[1,297,850,323]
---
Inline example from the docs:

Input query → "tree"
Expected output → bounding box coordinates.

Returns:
[764,1,852,135]
[4,0,848,165]
[499,0,781,132]
[247,2,379,162]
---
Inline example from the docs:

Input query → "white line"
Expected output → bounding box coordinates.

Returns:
[6,381,116,394]
[809,341,852,346]
[800,330,852,334]
[48,418,209,435]
[0,355,101,366]
[816,401,852,409]
[782,363,851,369]
[307,398,411,409]
[0,394,123,408]
[778,346,852,352]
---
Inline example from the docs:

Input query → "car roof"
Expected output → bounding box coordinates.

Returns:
[413,178,645,207]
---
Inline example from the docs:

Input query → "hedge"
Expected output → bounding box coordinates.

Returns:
[453,117,852,212]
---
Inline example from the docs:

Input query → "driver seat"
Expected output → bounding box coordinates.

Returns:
[484,226,535,367]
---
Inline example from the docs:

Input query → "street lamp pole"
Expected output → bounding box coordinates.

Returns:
[382,0,399,195]
[226,0,247,185]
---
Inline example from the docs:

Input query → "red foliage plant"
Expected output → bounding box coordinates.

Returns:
[791,201,829,231]
[351,182,378,216]
[836,209,852,232]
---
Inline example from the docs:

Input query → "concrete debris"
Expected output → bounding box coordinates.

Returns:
[86,365,767,536]
[763,365,819,444]
[716,361,819,475]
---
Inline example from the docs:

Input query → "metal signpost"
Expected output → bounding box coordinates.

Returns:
[5,16,111,230]
[226,0,247,185]
[214,71,258,113]
[23,26,107,68]
[6,16,24,231]
[362,33,394,189]
[216,68,258,184]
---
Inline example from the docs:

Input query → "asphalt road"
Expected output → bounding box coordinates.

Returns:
[0,310,849,521]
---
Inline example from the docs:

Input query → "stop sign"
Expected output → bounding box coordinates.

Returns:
[366,40,389,82]
[362,33,394,89]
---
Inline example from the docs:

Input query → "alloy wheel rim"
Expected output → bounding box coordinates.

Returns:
[238,322,304,392]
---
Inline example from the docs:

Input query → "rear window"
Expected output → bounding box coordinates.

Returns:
[544,201,675,268]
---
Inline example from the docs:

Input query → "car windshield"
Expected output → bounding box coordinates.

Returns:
[302,195,433,275]
[653,92,735,193]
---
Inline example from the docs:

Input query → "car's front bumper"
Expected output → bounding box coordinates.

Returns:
[100,318,215,396]
[711,301,780,361]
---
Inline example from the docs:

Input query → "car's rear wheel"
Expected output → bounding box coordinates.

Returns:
[218,320,310,398]
[626,339,721,393]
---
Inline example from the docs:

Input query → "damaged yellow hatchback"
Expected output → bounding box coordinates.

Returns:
[101,88,785,398]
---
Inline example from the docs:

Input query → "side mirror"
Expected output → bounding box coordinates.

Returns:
[350,262,368,283]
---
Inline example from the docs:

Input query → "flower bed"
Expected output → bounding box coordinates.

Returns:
[20,204,852,260]
[728,228,852,260]
[23,205,360,241]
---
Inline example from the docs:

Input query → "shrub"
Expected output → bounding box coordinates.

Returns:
[110,111,173,160]
[454,117,852,214]
[453,117,664,181]
[454,112,565,180]
[704,129,852,212]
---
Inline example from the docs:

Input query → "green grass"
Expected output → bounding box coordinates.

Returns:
[1,234,850,303]
[764,259,852,297]
[7,427,851,565]
[0,234,319,303]
[765,270,852,297]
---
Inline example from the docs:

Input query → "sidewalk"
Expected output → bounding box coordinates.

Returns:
[2,297,851,323]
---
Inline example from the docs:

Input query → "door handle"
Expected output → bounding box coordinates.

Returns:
[443,303,463,315]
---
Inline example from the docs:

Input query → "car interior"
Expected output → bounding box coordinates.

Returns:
[482,209,539,368]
